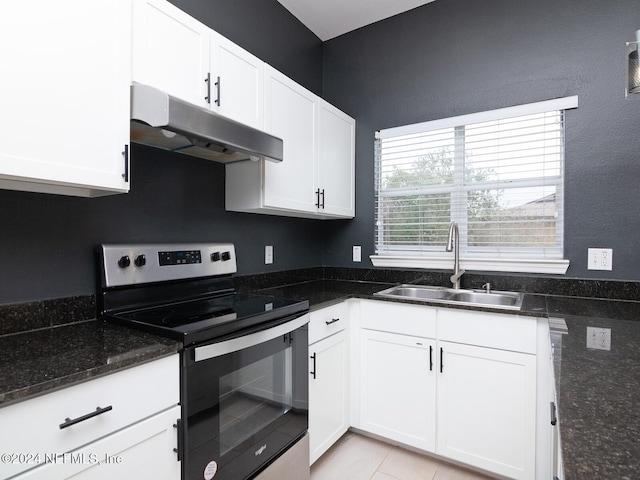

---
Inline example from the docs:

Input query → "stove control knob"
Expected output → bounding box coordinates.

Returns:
[134,254,146,267]
[211,252,221,262]
[221,251,231,261]
[117,255,131,268]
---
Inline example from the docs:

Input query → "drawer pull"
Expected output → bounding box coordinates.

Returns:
[325,318,340,325]
[59,406,113,430]
[550,401,557,426]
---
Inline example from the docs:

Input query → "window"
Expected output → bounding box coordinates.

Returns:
[373,97,578,274]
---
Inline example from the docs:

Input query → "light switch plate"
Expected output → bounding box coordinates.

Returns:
[353,245,362,262]
[265,245,273,264]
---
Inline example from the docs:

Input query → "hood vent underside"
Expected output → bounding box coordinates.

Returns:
[130,84,283,164]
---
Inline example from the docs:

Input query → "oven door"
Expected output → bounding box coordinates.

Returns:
[183,312,309,480]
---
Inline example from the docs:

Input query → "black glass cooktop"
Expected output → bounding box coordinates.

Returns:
[106,293,308,346]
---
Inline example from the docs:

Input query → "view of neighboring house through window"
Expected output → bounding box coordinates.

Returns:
[374,97,578,270]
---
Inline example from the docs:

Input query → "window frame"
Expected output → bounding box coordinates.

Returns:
[371,96,578,275]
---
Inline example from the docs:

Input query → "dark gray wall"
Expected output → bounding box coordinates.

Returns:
[3,0,640,305]
[0,1,323,305]
[322,0,640,280]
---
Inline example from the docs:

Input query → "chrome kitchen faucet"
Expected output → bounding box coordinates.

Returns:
[446,221,465,289]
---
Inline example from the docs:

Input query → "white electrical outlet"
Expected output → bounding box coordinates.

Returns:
[586,327,611,350]
[353,245,362,262]
[265,245,273,265]
[587,248,612,271]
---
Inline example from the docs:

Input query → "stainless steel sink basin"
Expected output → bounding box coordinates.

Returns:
[374,284,524,310]
[380,285,452,300]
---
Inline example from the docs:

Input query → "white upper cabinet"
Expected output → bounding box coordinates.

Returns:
[317,99,356,217]
[132,0,265,129]
[210,32,265,129]
[226,67,356,219]
[132,0,210,108]
[263,65,318,212]
[0,0,131,197]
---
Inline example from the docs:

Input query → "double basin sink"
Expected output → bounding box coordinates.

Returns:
[374,284,524,310]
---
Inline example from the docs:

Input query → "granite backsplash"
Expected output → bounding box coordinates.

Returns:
[3,266,640,337]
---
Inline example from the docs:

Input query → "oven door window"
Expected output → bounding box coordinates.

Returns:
[185,321,308,480]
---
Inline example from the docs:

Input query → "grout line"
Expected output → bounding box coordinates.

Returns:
[369,445,394,479]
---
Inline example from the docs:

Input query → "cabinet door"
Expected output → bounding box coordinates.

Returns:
[263,66,317,212]
[437,341,536,480]
[309,331,349,465]
[0,0,130,197]
[360,329,436,452]
[317,99,355,218]
[132,0,210,108]
[12,406,181,480]
[210,32,264,130]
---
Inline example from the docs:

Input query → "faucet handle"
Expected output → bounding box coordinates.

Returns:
[481,282,491,293]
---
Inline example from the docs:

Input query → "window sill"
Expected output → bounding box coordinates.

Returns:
[370,255,570,275]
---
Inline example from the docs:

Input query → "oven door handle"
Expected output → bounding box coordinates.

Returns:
[194,313,309,362]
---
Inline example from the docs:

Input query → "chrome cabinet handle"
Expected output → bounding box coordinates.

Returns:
[204,72,211,103]
[59,406,113,429]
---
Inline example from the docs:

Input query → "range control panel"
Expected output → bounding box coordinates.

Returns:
[100,243,237,288]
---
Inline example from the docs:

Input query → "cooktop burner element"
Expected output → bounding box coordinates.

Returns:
[97,243,309,346]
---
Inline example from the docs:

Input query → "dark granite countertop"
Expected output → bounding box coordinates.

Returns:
[248,278,549,316]
[250,278,640,480]
[546,296,640,480]
[0,320,181,407]
[3,272,640,479]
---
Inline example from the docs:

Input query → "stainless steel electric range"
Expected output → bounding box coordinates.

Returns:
[97,243,310,480]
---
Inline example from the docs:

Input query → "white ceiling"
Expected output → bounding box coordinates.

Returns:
[276,0,437,41]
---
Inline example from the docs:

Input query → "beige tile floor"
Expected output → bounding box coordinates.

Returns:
[311,432,496,480]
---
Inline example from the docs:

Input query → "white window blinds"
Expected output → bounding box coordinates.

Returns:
[374,97,578,261]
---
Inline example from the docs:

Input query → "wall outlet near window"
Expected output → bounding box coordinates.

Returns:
[265,245,273,265]
[586,326,611,351]
[353,245,362,262]
[587,248,612,271]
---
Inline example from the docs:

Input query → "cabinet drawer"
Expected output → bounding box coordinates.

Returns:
[438,309,537,353]
[360,299,436,338]
[0,354,179,478]
[309,302,347,344]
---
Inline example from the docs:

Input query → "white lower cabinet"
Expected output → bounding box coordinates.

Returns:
[11,405,181,480]
[355,300,537,480]
[308,303,350,465]
[360,329,436,452]
[309,330,349,464]
[436,341,536,480]
[0,355,180,480]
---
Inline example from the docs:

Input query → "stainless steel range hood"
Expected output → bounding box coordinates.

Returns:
[130,84,283,163]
